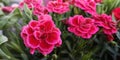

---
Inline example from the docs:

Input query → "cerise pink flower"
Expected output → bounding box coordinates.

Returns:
[93,14,117,35]
[19,0,42,8]
[112,7,120,21]
[47,0,69,14]
[93,14,117,41]
[73,0,97,15]
[43,0,54,6]
[21,15,62,56]
[33,3,48,16]
[68,15,99,39]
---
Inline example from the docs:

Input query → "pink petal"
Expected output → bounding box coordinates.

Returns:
[52,27,61,35]
[89,25,99,34]
[33,31,41,40]
[43,20,55,32]
[26,26,34,34]
[27,35,39,48]
[38,47,54,56]
[38,15,52,21]
[46,32,60,44]
[81,33,92,39]
[29,20,38,29]
[68,27,76,33]
[55,38,62,47]
[39,40,54,51]
[21,26,28,41]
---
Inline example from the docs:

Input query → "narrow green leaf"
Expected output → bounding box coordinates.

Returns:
[65,40,72,52]
[116,31,120,40]
[5,17,18,28]
[0,20,8,29]
[0,35,8,45]
[0,10,4,16]
[0,49,11,59]
[112,14,117,23]
[23,4,32,20]
[2,0,10,5]
[21,54,28,60]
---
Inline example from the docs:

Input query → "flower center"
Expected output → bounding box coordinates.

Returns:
[40,33,48,40]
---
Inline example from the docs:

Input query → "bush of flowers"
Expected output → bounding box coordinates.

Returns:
[0,0,120,60]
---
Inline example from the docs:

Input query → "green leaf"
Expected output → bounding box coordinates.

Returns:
[0,8,22,29]
[23,4,33,20]
[116,31,120,40]
[112,14,117,23]
[0,44,17,60]
[0,10,4,16]
[0,35,8,45]
[5,17,18,28]
[11,8,23,18]
[81,52,93,60]
[21,54,28,60]
[2,0,10,5]
[0,49,11,59]
[65,40,72,52]
[0,19,8,29]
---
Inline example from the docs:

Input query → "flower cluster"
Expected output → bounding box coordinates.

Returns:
[20,0,118,56]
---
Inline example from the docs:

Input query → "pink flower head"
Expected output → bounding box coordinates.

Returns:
[93,14,117,41]
[112,7,120,21]
[19,0,42,8]
[21,15,62,56]
[93,14,117,35]
[74,0,97,15]
[47,0,69,14]
[68,15,99,39]
[43,0,55,6]
[33,4,48,16]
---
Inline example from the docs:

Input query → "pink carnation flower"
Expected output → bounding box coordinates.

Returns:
[93,14,117,35]
[74,0,97,15]
[21,15,62,56]
[68,15,99,39]
[19,0,42,8]
[93,14,117,41]
[33,3,48,16]
[47,0,69,14]
[43,0,55,6]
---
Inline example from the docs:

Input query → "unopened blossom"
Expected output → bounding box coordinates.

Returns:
[2,6,14,13]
